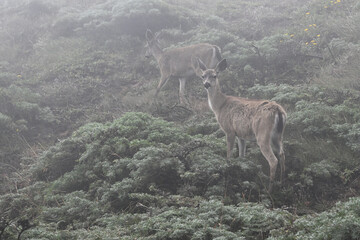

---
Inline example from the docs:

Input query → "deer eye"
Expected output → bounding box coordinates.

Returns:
[201,75,205,79]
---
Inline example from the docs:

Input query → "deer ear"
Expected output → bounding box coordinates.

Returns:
[197,58,208,71]
[146,29,154,41]
[215,59,227,73]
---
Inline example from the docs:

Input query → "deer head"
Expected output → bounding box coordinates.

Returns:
[145,29,161,58]
[195,58,227,90]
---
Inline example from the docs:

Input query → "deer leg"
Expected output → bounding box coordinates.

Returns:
[237,137,246,158]
[258,140,279,192]
[226,133,236,159]
[155,75,170,97]
[271,135,285,183]
[278,144,285,183]
[178,78,187,104]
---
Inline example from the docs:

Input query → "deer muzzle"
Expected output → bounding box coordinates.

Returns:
[204,82,211,89]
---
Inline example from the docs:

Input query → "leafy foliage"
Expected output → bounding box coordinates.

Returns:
[271,197,360,240]
[1,0,360,239]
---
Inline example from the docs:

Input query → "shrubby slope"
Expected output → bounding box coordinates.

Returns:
[0,0,360,239]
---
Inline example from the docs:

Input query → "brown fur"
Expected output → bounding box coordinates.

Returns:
[195,58,287,191]
[145,30,221,104]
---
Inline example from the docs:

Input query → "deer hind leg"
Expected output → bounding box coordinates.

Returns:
[257,137,279,192]
[237,137,246,158]
[272,138,285,183]
[226,133,236,159]
[178,78,188,104]
[279,147,285,183]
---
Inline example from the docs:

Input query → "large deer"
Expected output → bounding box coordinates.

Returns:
[193,58,286,191]
[145,29,221,104]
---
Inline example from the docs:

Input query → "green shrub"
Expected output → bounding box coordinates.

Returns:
[271,197,360,240]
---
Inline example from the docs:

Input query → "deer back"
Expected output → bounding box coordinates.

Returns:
[217,96,284,141]
[159,43,221,78]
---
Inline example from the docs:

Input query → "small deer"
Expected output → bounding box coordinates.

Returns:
[193,58,286,191]
[145,29,221,104]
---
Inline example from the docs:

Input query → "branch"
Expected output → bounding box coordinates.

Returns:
[296,54,324,60]
[172,140,207,170]
[0,219,10,240]
[251,44,261,57]
[169,103,193,114]
[326,44,338,65]
[17,219,35,240]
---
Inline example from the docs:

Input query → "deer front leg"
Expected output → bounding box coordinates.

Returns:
[178,78,187,104]
[155,75,170,97]
[226,133,236,159]
[237,137,246,158]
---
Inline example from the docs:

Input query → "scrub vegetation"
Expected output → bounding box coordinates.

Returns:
[0,0,360,239]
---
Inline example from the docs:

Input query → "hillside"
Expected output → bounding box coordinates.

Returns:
[0,0,360,239]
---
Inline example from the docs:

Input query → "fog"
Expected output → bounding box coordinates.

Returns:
[1,0,360,239]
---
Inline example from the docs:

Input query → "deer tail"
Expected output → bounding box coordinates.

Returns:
[271,107,286,153]
[214,45,222,61]
[275,108,286,134]
[276,109,286,133]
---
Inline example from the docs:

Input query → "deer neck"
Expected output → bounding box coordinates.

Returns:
[151,44,164,63]
[207,83,227,113]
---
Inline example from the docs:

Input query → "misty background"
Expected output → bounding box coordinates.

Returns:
[0,0,360,239]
